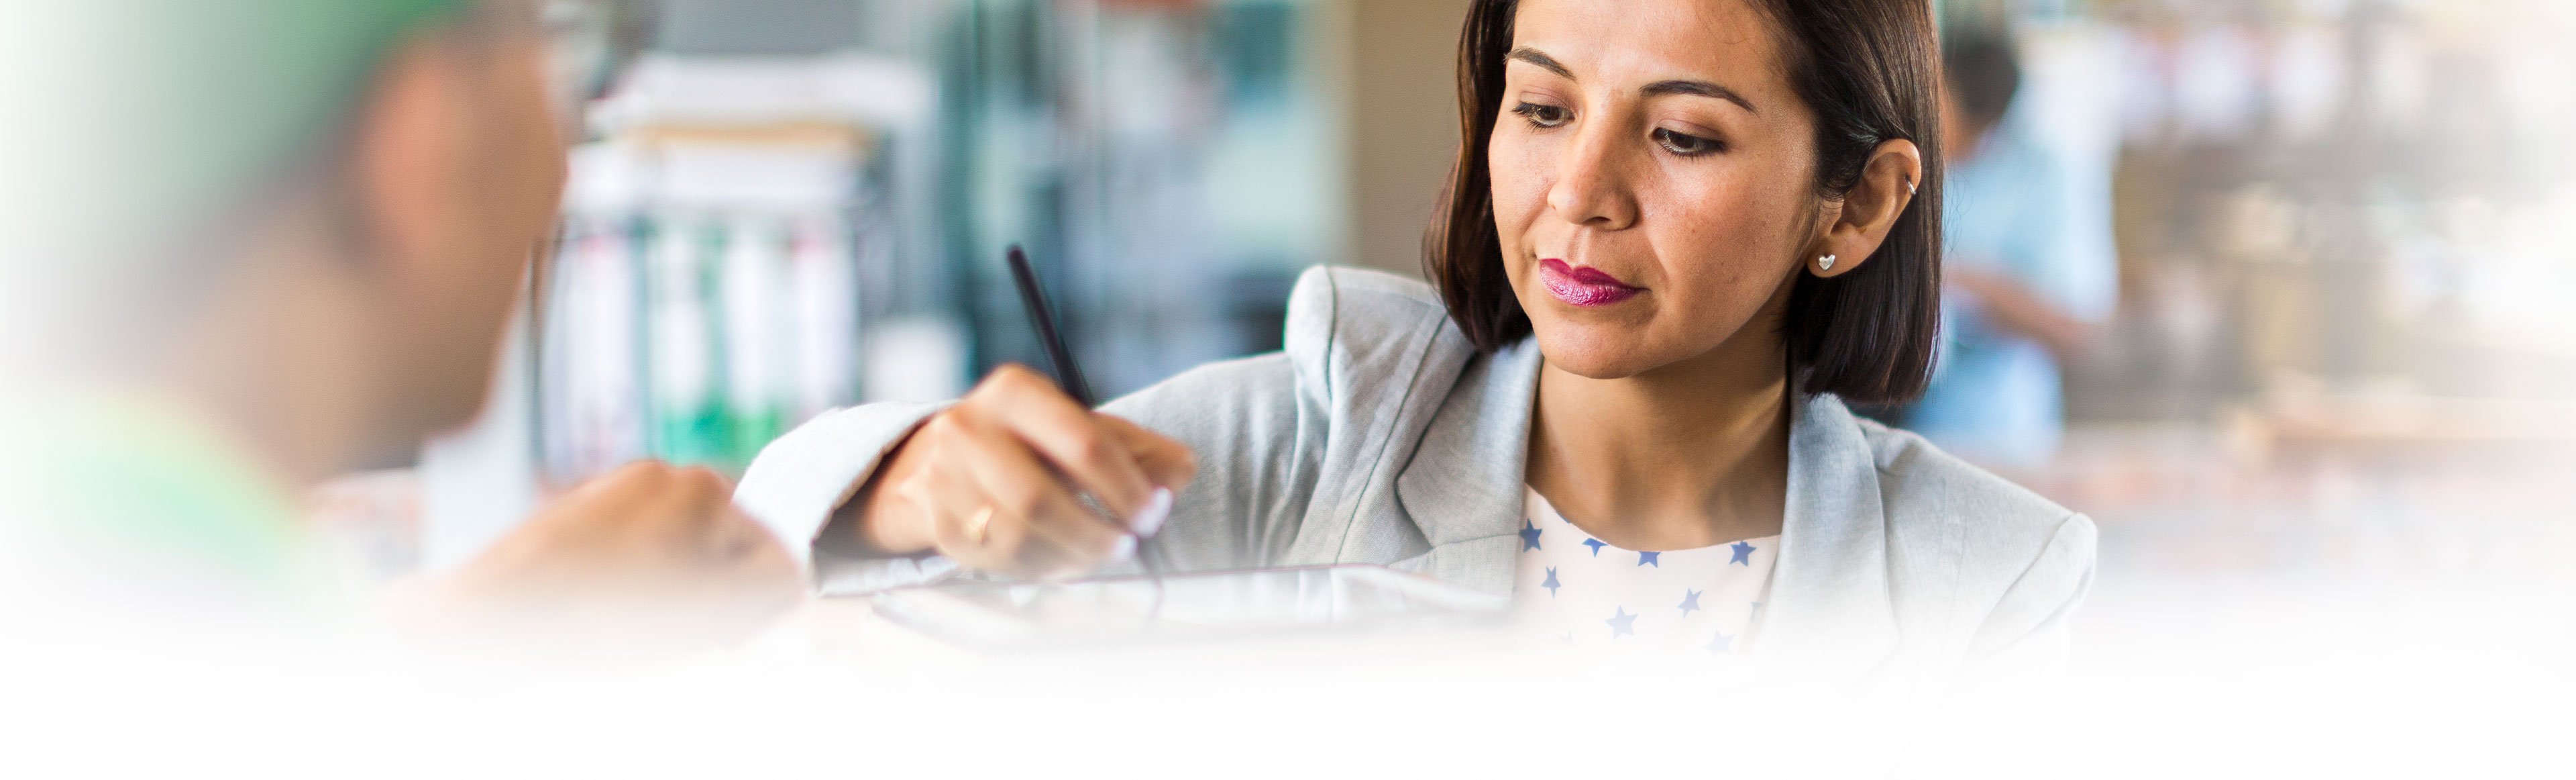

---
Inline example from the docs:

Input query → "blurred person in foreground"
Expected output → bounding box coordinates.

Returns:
[0,0,799,650]
[1901,30,2118,469]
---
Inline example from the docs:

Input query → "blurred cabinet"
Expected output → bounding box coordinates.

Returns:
[539,54,927,480]
[527,0,1355,484]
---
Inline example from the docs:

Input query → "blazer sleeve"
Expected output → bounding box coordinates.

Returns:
[733,356,1324,594]
[733,266,1353,593]
[1904,512,2096,777]
[1962,511,2099,675]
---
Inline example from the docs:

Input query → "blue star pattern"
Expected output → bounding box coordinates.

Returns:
[1605,607,1638,638]
[1511,487,1777,652]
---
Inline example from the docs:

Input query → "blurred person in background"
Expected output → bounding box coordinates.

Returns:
[0,0,798,650]
[1899,29,2118,469]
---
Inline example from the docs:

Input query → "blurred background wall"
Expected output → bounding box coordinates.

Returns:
[1344,0,1474,277]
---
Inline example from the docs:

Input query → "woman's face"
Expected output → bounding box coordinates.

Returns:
[1491,0,1825,379]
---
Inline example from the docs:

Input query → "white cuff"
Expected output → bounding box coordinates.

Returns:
[733,401,949,569]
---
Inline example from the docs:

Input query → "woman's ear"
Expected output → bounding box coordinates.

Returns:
[1808,139,1923,279]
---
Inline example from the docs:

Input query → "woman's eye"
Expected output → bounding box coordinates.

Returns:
[1512,102,1572,128]
[1653,128,1723,156]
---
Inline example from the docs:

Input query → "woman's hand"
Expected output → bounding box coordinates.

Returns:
[852,364,1197,580]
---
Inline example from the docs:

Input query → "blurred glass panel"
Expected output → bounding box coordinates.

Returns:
[528,0,1338,481]
[938,0,1340,396]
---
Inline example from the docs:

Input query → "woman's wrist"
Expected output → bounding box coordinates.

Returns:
[840,431,938,557]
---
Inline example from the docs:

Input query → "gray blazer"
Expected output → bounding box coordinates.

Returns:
[737,266,2096,679]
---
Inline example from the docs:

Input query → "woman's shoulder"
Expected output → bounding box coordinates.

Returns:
[1281,264,1460,357]
[1108,264,1481,448]
[1277,264,1482,407]
[1850,411,2096,577]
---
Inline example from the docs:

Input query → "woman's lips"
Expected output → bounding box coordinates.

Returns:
[1539,258,1643,307]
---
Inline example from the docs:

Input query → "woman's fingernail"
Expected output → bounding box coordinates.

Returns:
[1111,534,1138,563]
[1129,487,1173,537]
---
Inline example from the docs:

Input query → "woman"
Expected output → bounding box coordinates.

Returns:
[737,0,2092,678]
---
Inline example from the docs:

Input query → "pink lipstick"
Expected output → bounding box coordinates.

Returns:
[1539,258,1643,307]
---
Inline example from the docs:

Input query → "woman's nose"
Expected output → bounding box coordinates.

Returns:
[1545,119,1640,231]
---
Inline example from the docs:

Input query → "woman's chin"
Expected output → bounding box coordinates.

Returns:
[1531,325,1660,380]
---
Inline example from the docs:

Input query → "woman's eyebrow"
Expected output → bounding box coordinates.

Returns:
[1506,46,1755,115]
[1642,79,1757,113]
[1506,46,1574,79]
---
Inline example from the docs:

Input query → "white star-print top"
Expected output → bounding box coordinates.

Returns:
[1511,486,1780,653]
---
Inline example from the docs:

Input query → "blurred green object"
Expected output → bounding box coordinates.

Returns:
[0,392,325,599]
[2,0,464,260]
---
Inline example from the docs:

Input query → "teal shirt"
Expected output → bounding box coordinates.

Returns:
[1909,126,2118,467]
[0,392,327,601]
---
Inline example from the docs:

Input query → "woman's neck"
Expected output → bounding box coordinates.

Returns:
[1525,327,1793,552]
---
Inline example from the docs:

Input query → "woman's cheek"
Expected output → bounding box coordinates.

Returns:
[1493,126,1564,213]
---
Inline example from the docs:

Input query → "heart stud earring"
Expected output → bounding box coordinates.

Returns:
[1818,254,1838,273]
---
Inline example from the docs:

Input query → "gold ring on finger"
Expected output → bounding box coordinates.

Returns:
[965,505,996,546]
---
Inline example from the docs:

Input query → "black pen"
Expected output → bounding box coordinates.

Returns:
[1003,245,1169,589]
[1005,244,1095,407]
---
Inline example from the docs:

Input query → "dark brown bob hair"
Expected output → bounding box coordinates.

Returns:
[1425,0,1945,404]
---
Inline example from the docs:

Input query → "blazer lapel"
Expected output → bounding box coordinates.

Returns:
[1746,395,1902,677]
[1388,339,1545,595]
[1382,342,1906,682]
